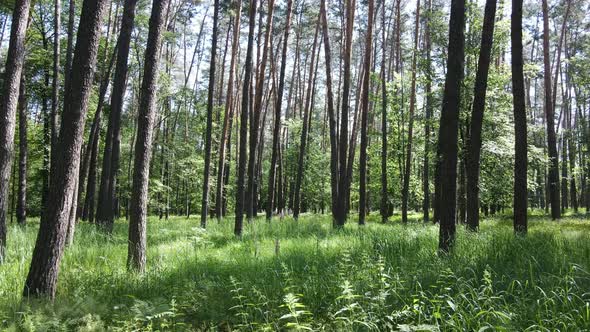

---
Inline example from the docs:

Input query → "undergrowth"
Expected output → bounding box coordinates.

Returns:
[1,212,589,331]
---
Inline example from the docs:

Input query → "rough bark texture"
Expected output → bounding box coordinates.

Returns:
[96,0,138,230]
[24,0,109,298]
[200,0,219,228]
[359,0,374,225]
[128,0,169,272]
[235,0,257,236]
[512,0,527,234]
[542,0,560,220]
[50,0,61,170]
[381,0,389,224]
[267,0,293,221]
[465,0,497,231]
[437,0,465,253]
[0,0,31,263]
[422,0,432,223]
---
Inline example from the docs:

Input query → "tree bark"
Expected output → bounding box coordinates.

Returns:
[50,0,61,171]
[0,0,31,263]
[465,0,497,231]
[127,0,169,272]
[359,0,374,225]
[401,0,421,224]
[216,0,242,220]
[266,0,293,221]
[422,0,432,223]
[235,0,258,236]
[542,0,560,220]
[96,0,138,230]
[437,0,465,253]
[334,0,356,227]
[17,73,27,226]
[512,0,527,233]
[200,0,219,228]
[24,0,109,298]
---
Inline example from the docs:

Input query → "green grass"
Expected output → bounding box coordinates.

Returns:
[1,212,590,331]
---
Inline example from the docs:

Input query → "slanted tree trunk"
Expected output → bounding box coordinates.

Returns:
[465,0,497,231]
[17,74,27,226]
[437,0,466,253]
[359,0,374,225]
[200,0,220,228]
[127,0,169,272]
[64,0,75,89]
[96,0,138,231]
[401,0,421,224]
[216,0,242,220]
[235,0,258,236]
[542,0,560,220]
[267,0,293,221]
[512,0,527,233]
[24,0,109,298]
[0,0,31,263]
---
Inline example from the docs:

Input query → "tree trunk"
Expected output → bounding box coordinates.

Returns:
[246,0,275,221]
[334,0,356,227]
[401,0,421,224]
[266,0,293,221]
[512,0,527,233]
[127,0,169,272]
[359,0,374,225]
[542,0,560,220]
[50,0,61,171]
[0,0,31,263]
[96,0,138,231]
[235,0,258,236]
[24,0,109,298]
[294,16,320,220]
[437,0,465,253]
[200,0,219,228]
[465,0,497,231]
[216,0,242,220]
[422,0,432,223]
[17,73,27,226]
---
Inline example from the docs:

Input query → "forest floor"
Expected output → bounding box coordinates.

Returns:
[1,211,590,331]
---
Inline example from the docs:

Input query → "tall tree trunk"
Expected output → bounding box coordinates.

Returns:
[359,0,374,225]
[381,0,389,223]
[0,0,31,263]
[267,0,293,221]
[127,0,169,272]
[235,0,258,236]
[401,0,421,224]
[50,0,61,170]
[247,0,275,221]
[542,0,560,220]
[294,16,320,220]
[200,0,219,228]
[334,0,356,227]
[216,0,242,220]
[465,0,497,231]
[17,73,27,226]
[64,0,75,90]
[512,0,527,233]
[437,0,465,253]
[422,0,432,223]
[24,0,109,298]
[96,0,138,231]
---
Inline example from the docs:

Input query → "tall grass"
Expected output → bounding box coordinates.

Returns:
[1,213,589,331]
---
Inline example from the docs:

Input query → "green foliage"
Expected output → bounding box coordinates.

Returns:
[2,213,590,330]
